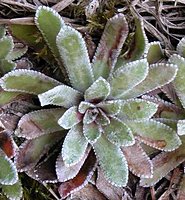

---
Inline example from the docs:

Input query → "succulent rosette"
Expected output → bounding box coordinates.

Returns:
[0,6,182,197]
[139,36,185,190]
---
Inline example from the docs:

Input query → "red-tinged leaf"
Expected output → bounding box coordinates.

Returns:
[142,95,185,120]
[126,119,181,152]
[15,131,65,172]
[0,130,15,158]
[96,168,123,200]
[92,13,128,79]
[0,87,24,107]
[15,108,66,139]
[161,83,180,105]
[70,184,107,200]
[140,137,185,187]
[0,114,19,131]
[56,146,91,182]
[58,150,96,199]
[122,141,153,178]
[27,150,59,183]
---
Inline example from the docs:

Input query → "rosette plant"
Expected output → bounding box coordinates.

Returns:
[140,37,185,196]
[0,6,182,198]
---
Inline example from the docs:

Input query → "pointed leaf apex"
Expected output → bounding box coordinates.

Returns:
[62,125,88,166]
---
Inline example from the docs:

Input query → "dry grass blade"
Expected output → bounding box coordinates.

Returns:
[52,0,76,12]
[0,0,36,10]
[132,0,185,47]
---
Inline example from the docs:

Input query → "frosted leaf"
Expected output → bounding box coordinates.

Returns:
[1,69,61,95]
[83,122,101,144]
[93,13,128,79]
[169,54,185,108]
[126,119,181,151]
[56,25,94,92]
[122,63,178,99]
[118,99,158,120]
[38,85,82,108]
[62,124,88,166]
[58,106,82,129]
[84,77,110,102]
[109,59,148,99]
[104,118,134,147]
[93,135,128,187]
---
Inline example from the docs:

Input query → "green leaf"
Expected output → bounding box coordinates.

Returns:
[177,37,185,57]
[2,180,22,200]
[122,141,153,178]
[104,118,134,147]
[122,63,178,99]
[62,124,88,166]
[15,131,65,171]
[56,25,94,92]
[118,99,158,120]
[84,77,110,102]
[9,24,55,64]
[92,13,128,79]
[1,69,61,95]
[140,137,185,187]
[38,85,82,108]
[0,60,15,75]
[97,100,121,116]
[58,106,82,129]
[177,120,185,135]
[142,95,185,120]
[78,101,95,114]
[6,43,28,61]
[35,6,64,61]
[125,119,181,151]
[146,42,164,64]
[116,18,148,68]
[0,25,5,39]
[15,108,66,139]
[83,108,99,124]
[0,36,13,59]
[83,122,101,144]
[96,109,110,126]
[93,135,128,187]
[0,88,23,106]
[0,150,18,185]
[169,54,185,108]
[109,59,148,99]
